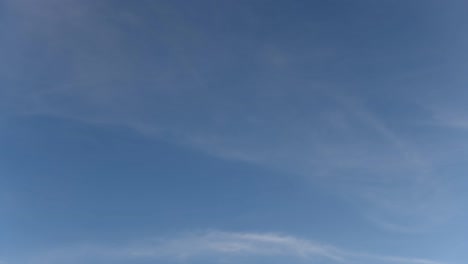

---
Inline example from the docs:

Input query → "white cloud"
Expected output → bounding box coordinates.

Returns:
[133,231,344,261]
[21,231,446,264]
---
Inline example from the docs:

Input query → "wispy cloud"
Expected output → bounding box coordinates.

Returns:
[1,0,457,234]
[429,106,468,130]
[21,231,445,264]
[132,231,343,262]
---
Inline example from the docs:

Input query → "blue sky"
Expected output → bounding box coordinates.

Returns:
[1,0,468,263]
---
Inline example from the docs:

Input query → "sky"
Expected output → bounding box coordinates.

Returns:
[1,0,468,263]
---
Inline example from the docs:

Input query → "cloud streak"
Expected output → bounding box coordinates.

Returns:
[21,231,445,264]
[1,0,458,233]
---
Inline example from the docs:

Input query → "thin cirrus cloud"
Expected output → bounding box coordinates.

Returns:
[23,231,443,264]
[0,0,460,233]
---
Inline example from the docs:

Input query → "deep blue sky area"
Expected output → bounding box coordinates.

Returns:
[1,1,468,264]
